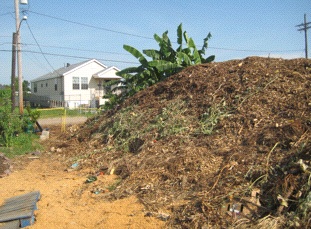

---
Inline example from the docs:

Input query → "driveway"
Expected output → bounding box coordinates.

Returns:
[38,116,88,127]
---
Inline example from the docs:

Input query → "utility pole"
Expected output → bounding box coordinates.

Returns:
[14,0,25,115]
[296,14,311,59]
[11,32,17,112]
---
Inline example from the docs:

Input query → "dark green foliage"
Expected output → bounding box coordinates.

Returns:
[104,24,215,109]
[0,88,41,147]
[0,88,19,146]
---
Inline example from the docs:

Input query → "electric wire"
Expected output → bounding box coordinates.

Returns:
[24,52,52,73]
[27,10,304,54]
[22,43,132,56]
[20,42,304,54]
[28,10,154,40]
[0,12,12,17]
[0,49,139,64]
[1,40,304,54]
[2,10,308,54]
[1,9,305,75]
[25,20,60,74]
[2,10,304,54]
[208,46,303,53]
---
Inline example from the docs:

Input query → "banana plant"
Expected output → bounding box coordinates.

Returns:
[105,24,215,110]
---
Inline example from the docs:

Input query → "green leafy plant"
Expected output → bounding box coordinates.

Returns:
[0,99,23,147]
[0,132,42,158]
[152,100,193,138]
[0,88,42,148]
[22,106,41,133]
[104,106,147,152]
[199,102,231,135]
[104,24,215,109]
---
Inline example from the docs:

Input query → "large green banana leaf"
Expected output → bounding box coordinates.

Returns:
[123,45,148,67]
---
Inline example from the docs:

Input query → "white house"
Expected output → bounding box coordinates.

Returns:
[30,59,121,108]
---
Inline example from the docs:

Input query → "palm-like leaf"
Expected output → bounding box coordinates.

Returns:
[123,45,148,67]
[106,24,215,110]
[143,49,161,60]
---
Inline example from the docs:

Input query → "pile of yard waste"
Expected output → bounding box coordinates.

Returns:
[65,56,310,228]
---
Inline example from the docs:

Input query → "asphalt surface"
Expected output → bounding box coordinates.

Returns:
[37,116,87,128]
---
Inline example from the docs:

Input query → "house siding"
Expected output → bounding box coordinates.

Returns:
[30,59,120,108]
[31,77,63,100]
[63,61,104,107]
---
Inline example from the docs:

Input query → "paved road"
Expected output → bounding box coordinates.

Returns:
[37,116,88,127]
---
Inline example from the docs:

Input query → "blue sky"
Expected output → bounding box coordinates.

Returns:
[1,0,310,85]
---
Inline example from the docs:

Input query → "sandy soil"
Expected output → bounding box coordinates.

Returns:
[0,154,165,229]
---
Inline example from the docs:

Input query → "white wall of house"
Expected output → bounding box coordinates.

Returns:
[32,76,63,100]
[30,59,120,108]
[63,61,104,108]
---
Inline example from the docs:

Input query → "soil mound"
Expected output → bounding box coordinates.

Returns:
[71,57,310,228]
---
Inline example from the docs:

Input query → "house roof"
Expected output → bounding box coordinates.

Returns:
[93,66,122,79]
[31,59,108,82]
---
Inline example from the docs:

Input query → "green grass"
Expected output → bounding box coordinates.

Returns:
[0,133,43,158]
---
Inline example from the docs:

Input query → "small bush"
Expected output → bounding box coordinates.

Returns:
[0,100,23,147]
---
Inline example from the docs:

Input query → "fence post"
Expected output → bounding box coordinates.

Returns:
[61,108,66,132]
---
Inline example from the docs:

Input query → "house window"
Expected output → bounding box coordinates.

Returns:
[81,77,88,90]
[41,83,43,88]
[34,83,37,93]
[72,77,80,90]
[54,79,58,91]
[46,82,48,87]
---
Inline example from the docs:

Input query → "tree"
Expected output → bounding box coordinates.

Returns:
[103,24,215,109]
[23,80,31,92]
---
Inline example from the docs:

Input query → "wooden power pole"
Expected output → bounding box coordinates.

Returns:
[11,32,17,112]
[296,14,311,59]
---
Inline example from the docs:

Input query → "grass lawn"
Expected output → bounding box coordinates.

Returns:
[38,108,98,118]
[0,133,43,158]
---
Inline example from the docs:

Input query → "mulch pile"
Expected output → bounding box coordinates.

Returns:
[67,57,310,228]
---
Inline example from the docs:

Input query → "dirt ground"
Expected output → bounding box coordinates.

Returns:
[0,127,165,229]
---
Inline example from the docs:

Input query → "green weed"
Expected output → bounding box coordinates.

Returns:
[106,106,147,152]
[199,101,231,135]
[0,133,43,158]
[152,100,193,138]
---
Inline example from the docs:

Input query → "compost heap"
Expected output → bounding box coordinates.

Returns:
[70,56,310,228]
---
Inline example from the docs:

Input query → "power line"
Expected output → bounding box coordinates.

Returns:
[25,20,59,73]
[14,42,302,54]
[28,10,306,54]
[22,43,132,56]
[0,12,13,17]
[23,42,302,54]
[24,52,52,73]
[25,20,138,74]
[0,49,139,64]
[28,10,154,40]
[208,46,303,53]
[0,40,303,54]
[296,13,311,59]
[0,41,132,56]
[3,10,305,54]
